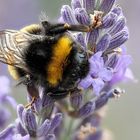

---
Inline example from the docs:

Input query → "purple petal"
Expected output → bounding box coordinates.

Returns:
[95,94,109,110]
[75,8,90,25]
[58,16,64,23]
[99,68,113,81]
[109,17,126,35]
[0,108,11,128]
[15,119,27,136]
[109,54,132,85]
[22,109,37,137]
[83,0,96,14]
[101,12,117,28]
[37,119,51,137]
[77,100,95,118]
[46,134,56,140]
[115,55,132,71]
[61,5,78,24]
[34,97,42,113]
[124,68,137,83]
[0,124,15,139]
[86,29,99,49]
[120,45,127,54]
[49,113,62,132]
[108,30,129,50]
[90,51,103,61]
[12,134,30,140]
[99,0,116,14]
[105,54,119,68]
[92,78,105,95]
[17,104,24,123]
[79,75,93,89]
[111,6,122,16]
[96,34,111,52]
[90,61,102,77]
[71,0,82,9]
[41,94,54,108]
[70,91,83,109]
[89,52,104,73]
[75,32,86,48]
[41,94,54,120]
[109,68,126,85]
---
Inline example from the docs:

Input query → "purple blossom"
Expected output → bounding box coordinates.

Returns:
[0,76,17,108]
[77,100,95,118]
[0,90,62,139]
[80,52,113,95]
[70,90,83,109]
[60,0,130,97]
[0,76,17,129]
[104,46,134,86]
[0,109,11,129]
[99,0,116,14]
[12,134,30,140]
[59,0,131,139]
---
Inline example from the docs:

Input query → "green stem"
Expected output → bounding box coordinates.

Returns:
[63,118,74,140]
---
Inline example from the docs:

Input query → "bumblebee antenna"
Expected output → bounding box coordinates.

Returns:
[39,11,48,22]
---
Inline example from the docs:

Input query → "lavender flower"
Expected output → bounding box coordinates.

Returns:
[0,76,17,130]
[0,93,62,140]
[79,52,113,95]
[59,0,131,139]
[61,0,130,96]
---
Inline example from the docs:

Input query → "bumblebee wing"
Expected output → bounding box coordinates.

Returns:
[0,30,39,71]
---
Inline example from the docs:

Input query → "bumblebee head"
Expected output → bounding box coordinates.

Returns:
[62,41,89,87]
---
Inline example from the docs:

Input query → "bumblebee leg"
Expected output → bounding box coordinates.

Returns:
[63,23,92,32]
[25,96,36,109]
[41,21,92,34]
[51,23,91,34]
[25,83,39,109]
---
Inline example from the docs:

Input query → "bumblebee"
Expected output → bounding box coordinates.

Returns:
[0,20,90,100]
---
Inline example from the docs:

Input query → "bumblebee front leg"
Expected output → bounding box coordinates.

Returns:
[63,23,92,32]
[25,84,39,109]
[23,75,39,109]
[42,21,92,34]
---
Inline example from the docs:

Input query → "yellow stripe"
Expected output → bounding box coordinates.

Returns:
[47,36,72,86]
[8,65,20,80]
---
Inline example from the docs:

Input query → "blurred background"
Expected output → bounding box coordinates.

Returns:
[0,0,139,140]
